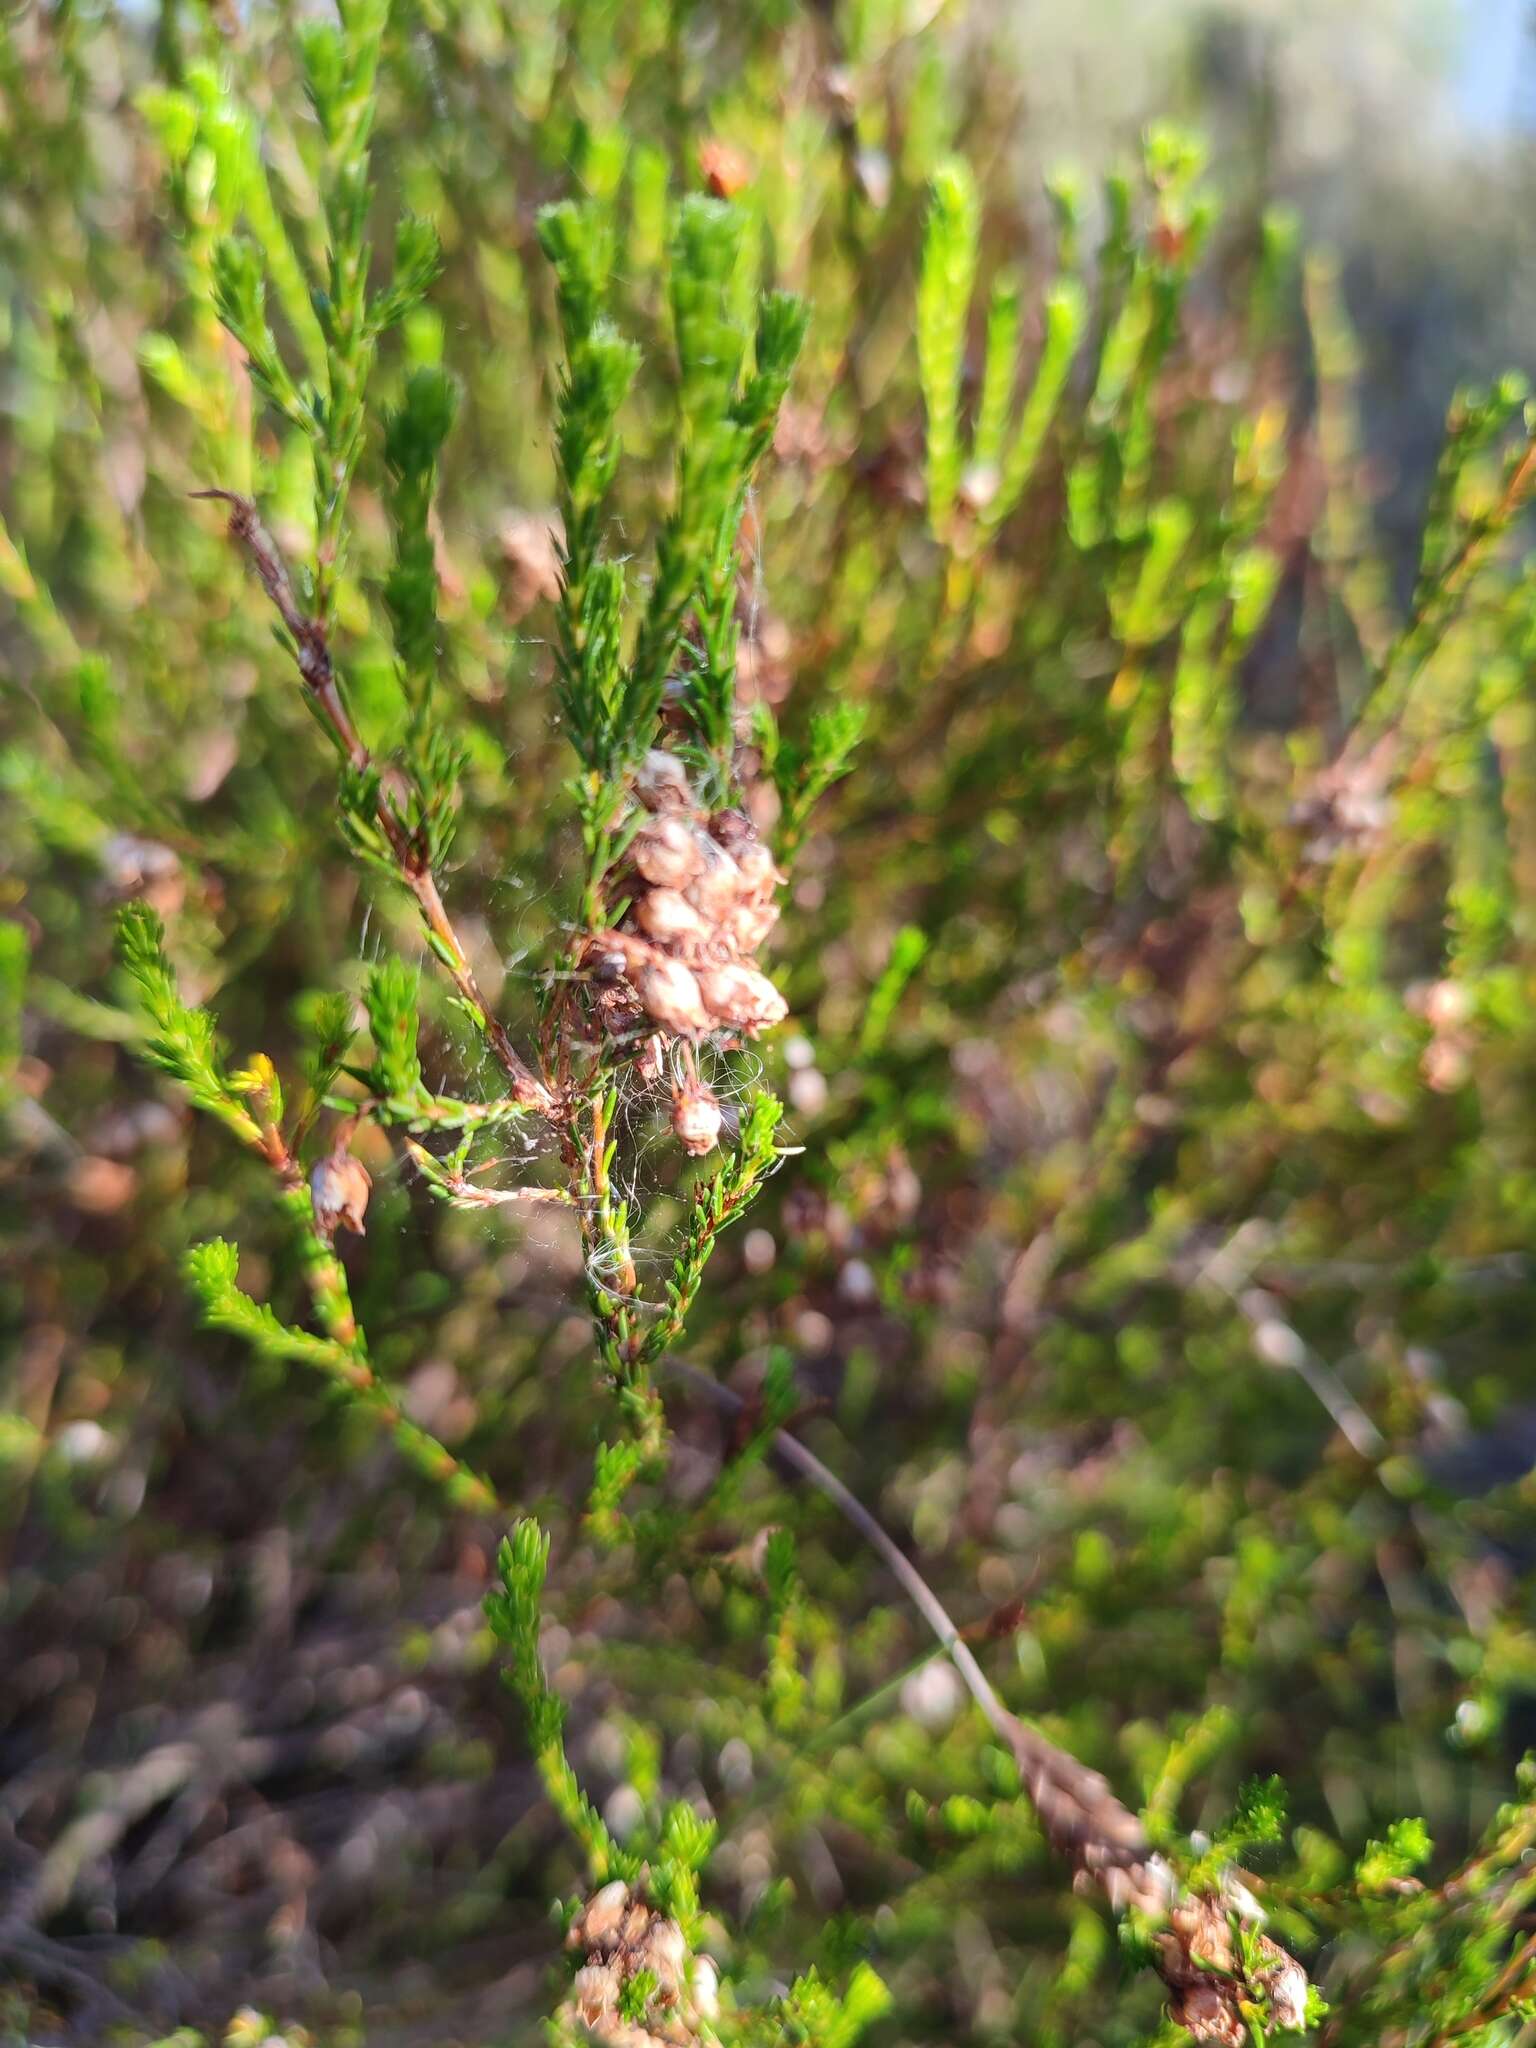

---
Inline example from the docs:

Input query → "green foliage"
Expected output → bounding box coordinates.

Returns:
[918,158,981,537]
[760,1962,893,2048]
[9,5,1536,2045]
[859,924,928,1056]
[645,1092,789,1365]
[1353,1816,1433,1893]
[542,188,806,839]
[362,957,426,1109]
[486,1522,636,1885]
[383,366,459,698]
[918,158,1090,553]
[756,695,868,859]
[183,1238,341,1372]
[0,918,29,1080]
[115,904,263,1148]
[1228,1775,1289,1851]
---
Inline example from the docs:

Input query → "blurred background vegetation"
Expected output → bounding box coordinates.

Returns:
[8,1,1536,2043]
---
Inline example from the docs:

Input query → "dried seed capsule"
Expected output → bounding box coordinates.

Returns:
[573,1880,631,1949]
[634,886,712,951]
[631,815,703,890]
[593,981,647,1054]
[671,1079,723,1156]
[726,899,780,955]
[683,832,745,921]
[1169,1981,1245,2048]
[731,837,784,897]
[634,749,694,812]
[634,954,711,1037]
[706,808,756,855]
[696,963,788,1032]
[572,1962,621,2025]
[310,1147,371,1242]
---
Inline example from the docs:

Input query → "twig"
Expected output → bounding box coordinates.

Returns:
[665,1360,1315,2035]
[200,490,553,1116]
[663,1356,1171,1916]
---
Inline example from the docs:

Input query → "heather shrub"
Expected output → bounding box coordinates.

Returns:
[5,5,1536,2047]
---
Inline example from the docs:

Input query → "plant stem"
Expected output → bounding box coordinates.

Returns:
[205,489,553,1115]
[662,1356,1171,1916]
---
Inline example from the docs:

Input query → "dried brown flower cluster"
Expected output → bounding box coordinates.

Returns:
[1006,1727,1310,2042]
[1156,1894,1310,2045]
[584,752,788,1156]
[559,1880,719,2048]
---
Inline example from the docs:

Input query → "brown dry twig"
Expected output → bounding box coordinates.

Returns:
[666,1358,1313,2040]
[200,490,553,1117]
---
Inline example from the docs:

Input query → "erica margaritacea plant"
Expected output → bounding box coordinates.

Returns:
[109,7,881,2037]
[97,5,1326,2032]
[107,19,1311,2033]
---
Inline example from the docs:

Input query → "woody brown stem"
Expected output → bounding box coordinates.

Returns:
[204,489,554,1117]
[664,1358,1169,1914]
[666,1360,1317,2040]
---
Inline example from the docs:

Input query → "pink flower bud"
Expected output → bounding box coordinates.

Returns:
[683,832,744,921]
[574,1880,631,1949]
[730,837,784,897]
[645,1916,688,1986]
[634,954,710,1036]
[572,1962,620,2025]
[727,899,780,954]
[1423,978,1471,1031]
